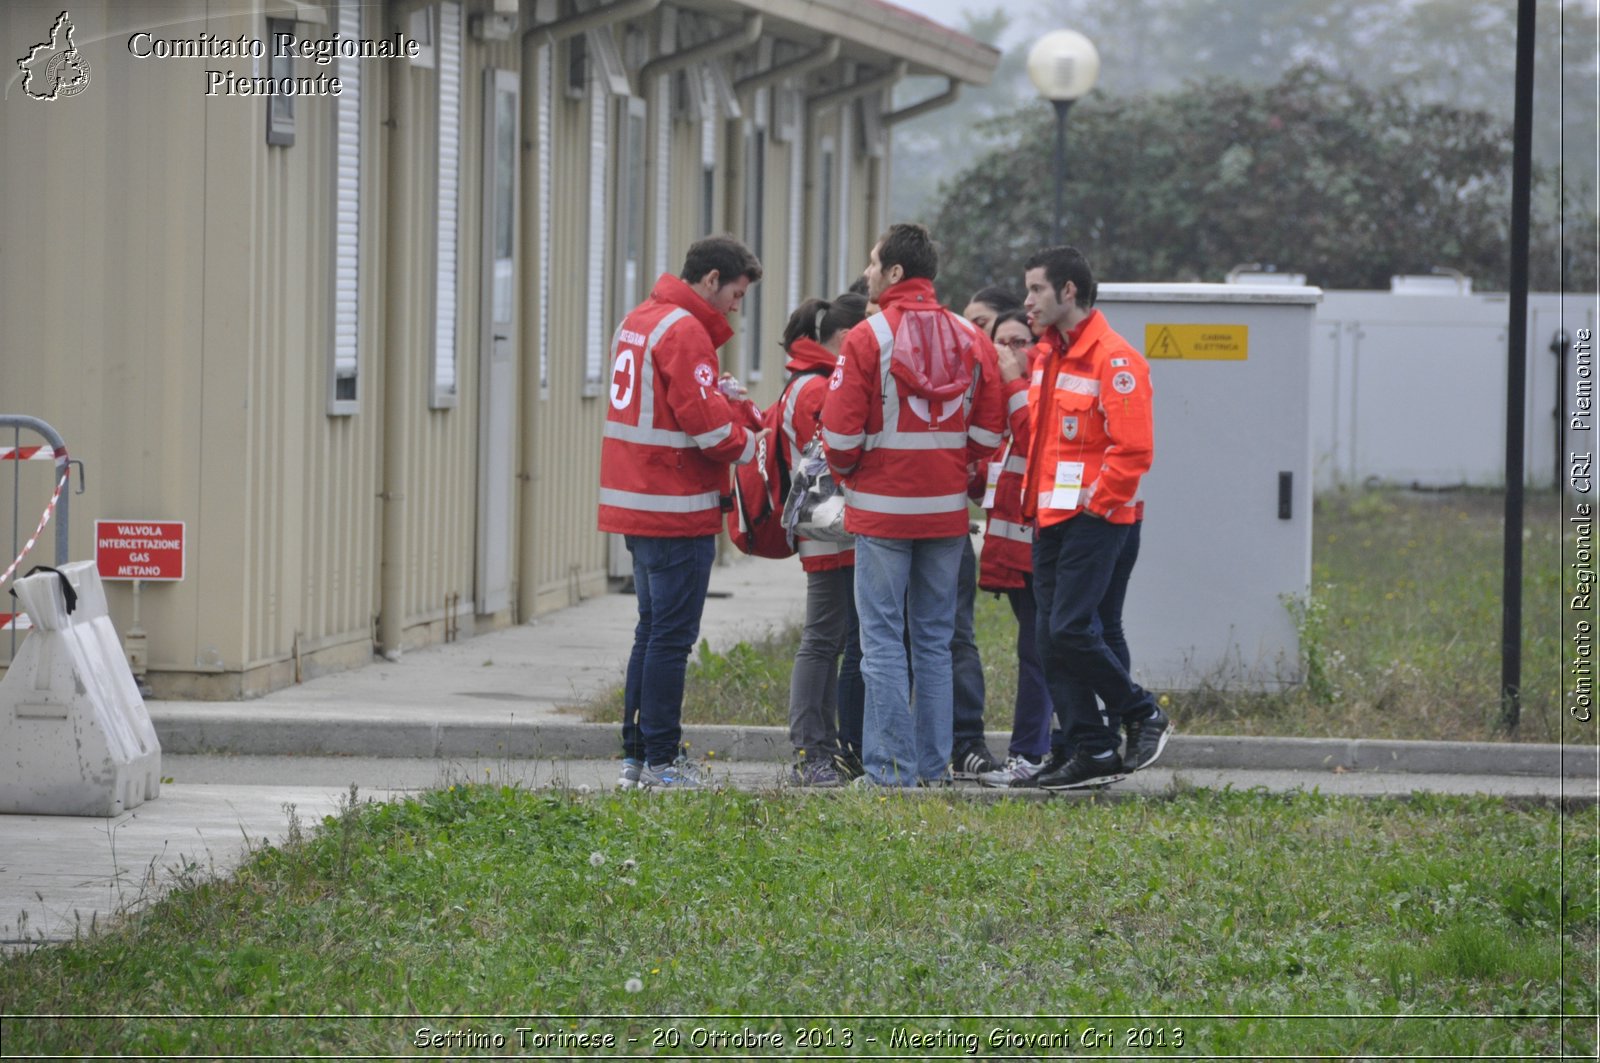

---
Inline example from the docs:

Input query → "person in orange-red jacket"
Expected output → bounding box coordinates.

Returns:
[1014,245,1171,790]
[821,223,1005,787]
[599,234,769,790]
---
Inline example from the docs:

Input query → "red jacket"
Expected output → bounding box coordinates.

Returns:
[781,338,854,571]
[820,278,1005,539]
[597,274,758,537]
[1021,309,1153,528]
[978,358,1039,591]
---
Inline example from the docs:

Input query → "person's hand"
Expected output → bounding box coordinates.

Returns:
[996,342,1027,382]
[717,372,748,401]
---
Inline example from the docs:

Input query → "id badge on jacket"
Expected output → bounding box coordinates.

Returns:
[1047,460,1084,510]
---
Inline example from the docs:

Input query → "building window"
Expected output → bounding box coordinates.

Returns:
[615,96,647,328]
[536,40,552,397]
[818,136,834,296]
[431,0,462,408]
[743,125,766,380]
[329,0,362,413]
[265,18,294,145]
[408,6,435,69]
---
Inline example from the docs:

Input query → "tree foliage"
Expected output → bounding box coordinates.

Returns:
[930,66,1589,302]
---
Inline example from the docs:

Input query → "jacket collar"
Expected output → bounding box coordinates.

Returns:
[876,277,940,313]
[650,274,735,348]
[1047,308,1106,359]
[784,337,837,373]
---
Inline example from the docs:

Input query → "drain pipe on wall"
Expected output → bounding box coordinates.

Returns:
[378,40,415,662]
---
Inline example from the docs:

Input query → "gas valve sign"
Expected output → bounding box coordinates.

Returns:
[96,520,185,581]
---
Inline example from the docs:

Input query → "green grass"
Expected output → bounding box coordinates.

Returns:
[578,488,1572,744]
[1,787,1591,1057]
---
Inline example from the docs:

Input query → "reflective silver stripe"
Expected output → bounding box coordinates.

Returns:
[604,421,692,447]
[1057,372,1100,396]
[844,487,968,515]
[1003,454,1028,475]
[824,428,865,450]
[798,537,851,557]
[634,307,693,428]
[599,487,720,513]
[693,423,733,449]
[968,425,1003,448]
[869,313,901,441]
[735,430,758,466]
[988,519,1033,544]
[1007,390,1029,416]
[1031,370,1044,385]
[865,429,968,450]
[782,374,824,454]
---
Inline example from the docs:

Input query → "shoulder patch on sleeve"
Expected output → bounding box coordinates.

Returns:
[1110,357,1128,367]
[693,363,716,388]
[1111,370,1137,395]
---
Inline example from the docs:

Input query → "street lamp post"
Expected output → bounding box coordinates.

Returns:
[1027,30,1100,245]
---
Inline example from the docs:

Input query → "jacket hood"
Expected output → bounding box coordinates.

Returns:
[888,305,975,402]
[650,273,735,348]
[784,337,837,374]
[876,277,940,313]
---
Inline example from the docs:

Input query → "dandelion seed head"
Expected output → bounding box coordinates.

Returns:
[589,851,606,867]
[624,977,643,993]
[621,858,638,872]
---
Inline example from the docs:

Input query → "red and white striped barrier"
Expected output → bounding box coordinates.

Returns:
[0,471,69,587]
[0,612,32,631]
[0,445,60,461]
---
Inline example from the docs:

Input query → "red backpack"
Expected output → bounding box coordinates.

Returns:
[727,369,827,558]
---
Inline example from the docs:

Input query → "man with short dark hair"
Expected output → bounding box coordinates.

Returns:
[821,223,1005,786]
[1013,245,1171,790]
[600,234,768,789]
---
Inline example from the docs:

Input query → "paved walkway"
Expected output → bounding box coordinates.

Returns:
[2,552,1594,945]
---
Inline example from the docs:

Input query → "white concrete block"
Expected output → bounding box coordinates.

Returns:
[0,562,161,816]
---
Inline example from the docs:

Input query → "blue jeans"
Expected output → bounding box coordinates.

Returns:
[853,533,964,785]
[1050,521,1141,758]
[951,535,988,749]
[622,534,716,765]
[837,583,865,757]
[1034,517,1155,759]
[1005,577,1054,759]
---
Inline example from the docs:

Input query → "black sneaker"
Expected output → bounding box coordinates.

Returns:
[833,749,866,781]
[1036,749,1126,791]
[1123,707,1173,771]
[952,743,1001,781]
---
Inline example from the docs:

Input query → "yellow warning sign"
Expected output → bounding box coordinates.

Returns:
[1145,324,1249,361]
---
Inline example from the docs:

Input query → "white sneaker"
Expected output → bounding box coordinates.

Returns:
[978,755,1045,789]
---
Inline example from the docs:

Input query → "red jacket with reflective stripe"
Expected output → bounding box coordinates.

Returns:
[820,278,1005,539]
[1021,309,1153,528]
[597,274,758,537]
[781,338,854,572]
[978,363,1039,591]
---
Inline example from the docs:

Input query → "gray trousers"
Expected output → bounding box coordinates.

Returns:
[788,566,853,759]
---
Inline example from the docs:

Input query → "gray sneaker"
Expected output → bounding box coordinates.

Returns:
[790,760,843,788]
[979,755,1046,788]
[639,756,709,789]
[617,758,643,790]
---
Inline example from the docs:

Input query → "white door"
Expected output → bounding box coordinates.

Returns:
[477,68,519,615]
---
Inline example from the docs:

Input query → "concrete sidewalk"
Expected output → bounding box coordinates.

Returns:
[2,551,1595,946]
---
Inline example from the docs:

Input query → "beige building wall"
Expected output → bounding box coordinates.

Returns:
[0,0,994,695]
